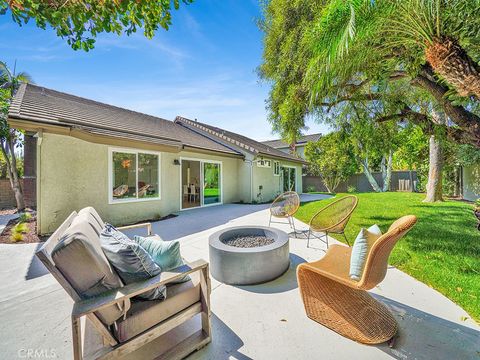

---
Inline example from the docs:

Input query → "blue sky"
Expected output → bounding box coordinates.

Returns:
[0,0,328,141]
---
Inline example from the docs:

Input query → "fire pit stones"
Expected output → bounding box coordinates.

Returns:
[208,226,290,285]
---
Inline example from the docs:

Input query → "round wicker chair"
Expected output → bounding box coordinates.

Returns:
[268,191,300,236]
[297,215,417,344]
[307,195,358,248]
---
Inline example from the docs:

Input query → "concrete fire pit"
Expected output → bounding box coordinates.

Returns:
[208,226,290,285]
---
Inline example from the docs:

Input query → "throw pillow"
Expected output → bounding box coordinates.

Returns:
[100,224,166,300]
[134,235,190,284]
[349,224,383,281]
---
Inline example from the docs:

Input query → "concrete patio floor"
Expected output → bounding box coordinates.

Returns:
[0,196,479,359]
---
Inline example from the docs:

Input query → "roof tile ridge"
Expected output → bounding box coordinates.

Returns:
[8,82,27,117]
[177,116,257,153]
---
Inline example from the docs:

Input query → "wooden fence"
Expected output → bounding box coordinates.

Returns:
[303,171,418,193]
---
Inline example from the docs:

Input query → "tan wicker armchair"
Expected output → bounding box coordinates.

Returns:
[268,191,300,236]
[307,195,358,248]
[297,215,417,344]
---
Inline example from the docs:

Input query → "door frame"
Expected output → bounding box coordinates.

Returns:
[281,165,297,193]
[179,157,223,210]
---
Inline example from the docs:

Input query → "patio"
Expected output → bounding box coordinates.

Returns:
[0,195,479,359]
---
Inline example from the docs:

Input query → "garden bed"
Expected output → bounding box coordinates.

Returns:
[0,214,44,244]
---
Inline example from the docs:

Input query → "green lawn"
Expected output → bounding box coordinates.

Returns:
[295,192,480,322]
[204,188,219,197]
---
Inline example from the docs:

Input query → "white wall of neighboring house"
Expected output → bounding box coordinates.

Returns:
[463,164,480,201]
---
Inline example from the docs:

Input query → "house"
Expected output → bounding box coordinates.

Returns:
[8,84,305,234]
[262,133,322,160]
[462,164,480,201]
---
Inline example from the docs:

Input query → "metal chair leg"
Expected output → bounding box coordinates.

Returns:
[307,229,311,248]
[326,232,329,248]
[290,216,297,238]
[268,213,272,227]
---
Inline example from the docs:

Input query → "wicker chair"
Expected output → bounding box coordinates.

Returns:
[268,191,300,235]
[307,195,358,248]
[297,215,417,344]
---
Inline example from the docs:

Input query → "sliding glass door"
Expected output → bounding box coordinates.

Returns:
[181,158,222,209]
[203,162,221,205]
[282,166,296,192]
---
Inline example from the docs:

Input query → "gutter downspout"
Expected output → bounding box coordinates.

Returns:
[35,130,43,234]
[244,159,254,203]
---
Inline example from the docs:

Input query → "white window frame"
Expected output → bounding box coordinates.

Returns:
[257,159,271,168]
[179,157,223,210]
[108,147,161,204]
[273,161,280,176]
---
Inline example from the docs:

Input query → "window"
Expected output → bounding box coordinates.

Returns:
[110,149,160,203]
[257,159,271,168]
[273,161,280,176]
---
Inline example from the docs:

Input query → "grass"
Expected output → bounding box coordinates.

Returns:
[295,192,480,323]
[204,188,219,197]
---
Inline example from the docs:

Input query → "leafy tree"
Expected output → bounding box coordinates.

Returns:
[305,0,480,147]
[1,0,192,51]
[258,0,324,144]
[0,61,32,210]
[305,132,356,193]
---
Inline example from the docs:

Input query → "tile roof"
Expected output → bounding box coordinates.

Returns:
[174,116,305,163]
[9,83,241,156]
[262,133,322,149]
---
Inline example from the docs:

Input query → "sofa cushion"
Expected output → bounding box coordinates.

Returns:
[114,271,201,343]
[134,235,191,284]
[52,217,128,325]
[100,224,166,301]
[78,207,105,235]
[349,224,382,281]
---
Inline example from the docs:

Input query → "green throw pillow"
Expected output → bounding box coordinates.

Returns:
[134,236,190,284]
[349,224,382,281]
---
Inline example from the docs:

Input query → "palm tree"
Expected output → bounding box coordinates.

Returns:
[385,0,480,100]
[0,61,33,211]
[305,0,480,146]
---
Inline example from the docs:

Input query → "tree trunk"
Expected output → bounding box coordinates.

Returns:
[381,151,393,192]
[423,110,445,203]
[413,67,480,147]
[0,138,25,211]
[360,158,382,192]
[425,37,480,100]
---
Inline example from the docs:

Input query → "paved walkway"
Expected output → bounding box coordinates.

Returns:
[0,197,478,359]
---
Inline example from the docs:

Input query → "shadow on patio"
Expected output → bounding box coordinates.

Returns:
[376,294,480,360]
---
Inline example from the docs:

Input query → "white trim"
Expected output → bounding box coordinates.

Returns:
[108,147,162,205]
[257,159,271,168]
[273,161,280,176]
[179,157,223,211]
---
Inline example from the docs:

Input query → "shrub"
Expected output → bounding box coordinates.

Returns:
[306,185,316,193]
[18,212,32,223]
[10,222,28,243]
[347,185,357,193]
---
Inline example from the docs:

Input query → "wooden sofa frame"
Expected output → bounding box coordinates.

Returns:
[37,214,212,360]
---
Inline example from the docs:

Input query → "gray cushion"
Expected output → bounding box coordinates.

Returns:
[114,272,201,343]
[52,215,128,325]
[100,224,166,301]
[78,207,104,235]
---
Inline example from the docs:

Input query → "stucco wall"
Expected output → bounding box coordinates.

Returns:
[38,133,241,234]
[463,164,480,201]
[252,159,303,203]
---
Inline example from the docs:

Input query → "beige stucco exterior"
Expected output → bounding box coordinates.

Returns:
[463,164,480,201]
[36,133,303,234]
